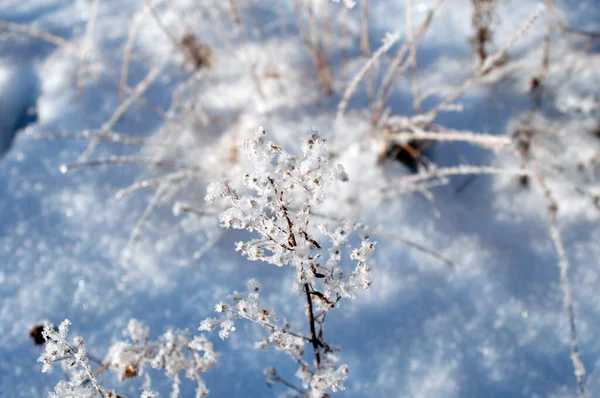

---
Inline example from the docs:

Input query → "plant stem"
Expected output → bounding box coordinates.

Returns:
[304,283,321,369]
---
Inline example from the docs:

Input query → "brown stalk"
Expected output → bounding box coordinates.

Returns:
[423,5,545,124]
[226,0,266,99]
[371,0,444,125]
[291,0,334,95]
[304,283,321,369]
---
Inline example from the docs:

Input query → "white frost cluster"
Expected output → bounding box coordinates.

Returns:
[204,128,373,285]
[200,279,306,360]
[310,361,349,397]
[38,319,112,398]
[104,319,217,398]
[202,128,375,396]
[37,318,216,398]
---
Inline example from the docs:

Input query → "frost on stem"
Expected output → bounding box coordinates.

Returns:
[202,127,375,396]
[104,319,217,398]
[38,319,110,398]
[38,319,216,398]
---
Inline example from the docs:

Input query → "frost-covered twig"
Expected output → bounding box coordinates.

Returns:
[31,130,159,147]
[388,126,512,150]
[39,319,216,398]
[334,32,402,134]
[120,4,151,102]
[0,20,74,49]
[38,320,110,398]
[116,168,201,199]
[371,0,445,125]
[265,366,308,396]
[60,155,179,173]
[405,0,422,113]
[77,0,102,97]
[371,227,454,267]
[306,208,455,267]
[424,4,546,122]
[292,0,334,95]
[79,58,171,162]
[532,171,586,398]
[126,184,167,249]
[383,165,531,191]
[105,319,217,398]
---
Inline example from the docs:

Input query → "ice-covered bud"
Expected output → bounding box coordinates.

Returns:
[350,239,376,262]
[218,319,236,339]
[215,302,228,313]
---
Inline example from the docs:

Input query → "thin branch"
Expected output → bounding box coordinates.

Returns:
[31,130,159,147]
[147,0,185,53]
[60,156,178,172]
[546,0,600,39]
[371,0,444,125]
[384,165,531,190]
[172,202,217,218]
[0,20,74,49]
[120,5,150,102]
[388,127,512,150]
[116,169,200,199]
[127,184,166,250]
[307,209,453,267]
[424,5,545,122]
[532,171,586,398]
[63,341,107,398]
[304,283,321,369]
[405,0,422,113]
[360,0,375,107]
[291,0,333,95]
[372,227,454,267]
[333,32,402,136]
[185,232,224,264]
[382,178,449,199]
[78,58,170,161]
[360,0,370,56]
[269,368,308,396]
[77,0,102,97]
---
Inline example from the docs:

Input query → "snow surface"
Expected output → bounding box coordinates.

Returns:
[1,0,600,397]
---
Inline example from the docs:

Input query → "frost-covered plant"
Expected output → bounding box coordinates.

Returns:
[201,128,375,396]
[38,319,216,398]
[104,319,217,398]
[38,319,113,398]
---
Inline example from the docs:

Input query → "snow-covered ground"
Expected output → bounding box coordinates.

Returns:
[1,0,600,397]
